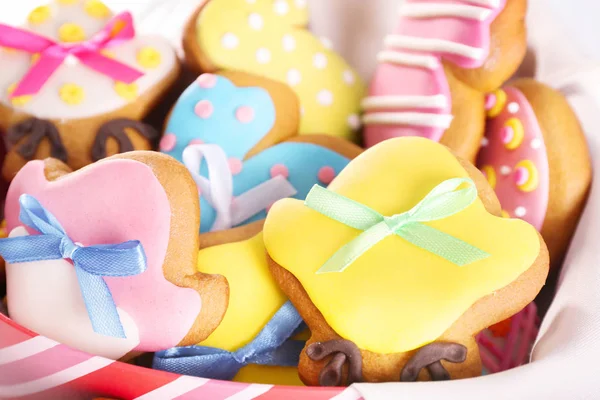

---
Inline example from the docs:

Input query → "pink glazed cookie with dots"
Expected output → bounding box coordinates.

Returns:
[2,152,228,360]
[477,79,591,269]
[362,0,528,162]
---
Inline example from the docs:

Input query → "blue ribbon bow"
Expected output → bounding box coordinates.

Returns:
[0,194,147,338]
[153,301,305,380]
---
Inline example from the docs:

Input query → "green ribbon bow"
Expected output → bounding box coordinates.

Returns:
[304,177,490,274]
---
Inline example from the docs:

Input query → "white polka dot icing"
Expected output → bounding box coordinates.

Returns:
[514,206,527,217]
[194,0,365,140]
[507,102,520,114]
[287,69,301,86]
[317,90,333,106]
[222,33,239,49]
[0,1,177,120]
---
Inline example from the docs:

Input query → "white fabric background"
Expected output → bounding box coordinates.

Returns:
[2,1,600,398]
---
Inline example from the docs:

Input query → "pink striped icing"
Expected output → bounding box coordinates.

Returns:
[363,0,506,147]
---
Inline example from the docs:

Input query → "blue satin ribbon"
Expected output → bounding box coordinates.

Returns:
[153,301,305,380]
[0,194,147,338]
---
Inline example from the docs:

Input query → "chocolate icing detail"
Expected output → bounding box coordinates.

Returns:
[306,340,363,386]
[7,118,68,163]
[91,118,158,161]
[400,342,467,382]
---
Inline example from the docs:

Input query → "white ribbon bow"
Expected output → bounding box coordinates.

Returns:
[182,144,297,232]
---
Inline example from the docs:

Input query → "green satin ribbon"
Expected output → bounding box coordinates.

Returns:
[304,178,490,274]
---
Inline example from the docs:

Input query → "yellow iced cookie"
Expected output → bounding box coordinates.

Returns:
[264,137,545,355]
[192,0,365,140]
[197,233,303,385]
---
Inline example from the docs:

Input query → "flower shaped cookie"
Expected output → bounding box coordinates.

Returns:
[0,0,180,180]
[1,152,228,359]
[162,72,362,233]
[264,137,549,385]
[183,0,365,140]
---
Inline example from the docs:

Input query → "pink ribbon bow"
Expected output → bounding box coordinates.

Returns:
[0,12,144,98]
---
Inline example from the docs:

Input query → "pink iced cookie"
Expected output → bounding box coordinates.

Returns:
[3,152,228,359]
[476,80,591,269]
[362,0,524,162]
[477,87,549,230]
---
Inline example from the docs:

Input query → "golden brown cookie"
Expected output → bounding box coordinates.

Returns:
[264,137,549,385]
[2,151,228,360]
[362,0,527,162]
[0,1,180,181]
[477,79,591,269]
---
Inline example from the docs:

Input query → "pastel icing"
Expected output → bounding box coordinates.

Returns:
[362,0,505,147]
[0,0,177,120]
[4,159,201,355]
[197,142,351,232]
[264,137,540,354]
[194,0,365,139]
[163,75,352,233]
[163,75,276,163]
[476,87,549,230]
[197,233,302,385]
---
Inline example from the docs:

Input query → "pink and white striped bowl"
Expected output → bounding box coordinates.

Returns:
[0,314,363,400]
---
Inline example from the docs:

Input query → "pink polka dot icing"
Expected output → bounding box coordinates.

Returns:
[476,87,549,231]
[196,73,218,89]
[501,126,514,145]
[194,100,214,119]
[318,166,336,185]
[236,106,255,124]
[270,164,289,179]
[159,133,177,152]
[485,93,496,111]
[228,157,243,175]
[514,167,529,186]
[188,138,205,146]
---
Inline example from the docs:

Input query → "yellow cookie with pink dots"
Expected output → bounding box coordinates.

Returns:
[183,0,365,141]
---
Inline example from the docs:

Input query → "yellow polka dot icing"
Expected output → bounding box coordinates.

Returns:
[28,6,52,25]
[7,84,32,107]
[114,82,139,101]
[514,160,539,193]
[59,83,85,105]
[486,89,507,118]
[197,233,302,385]
[58,23,86,43]
[137,47,162,69]
[195,0,365,140]
[84,0,111,19]
[264,137,541,354]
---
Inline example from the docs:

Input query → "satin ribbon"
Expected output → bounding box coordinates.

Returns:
[152,301,304,380]
[182,144,297,232]
[0,12,144,98]
[0,194,147,338]
[305,177,490,274]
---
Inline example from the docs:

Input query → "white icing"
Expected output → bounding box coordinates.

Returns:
[222,32,239,49]
[515,206,527,217]
[362,94,448,110]
[398,3,493,21]
[248,13,264,30]
[256,48,272,64]
[377,51,440,70]
[287,68,302,86]
[282,34,296,52]
[6,227,140,360]
[385,34,485,60]
[347,114,360,130]
[317,89,333,106]
[531,138,542,149]
[362,112,453,128]
[313,52,328,69]
[508,102,520,113]
[500,165,512,175]
[343,70,355,84]
[0,1,177,120]
[273,0,290,15]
